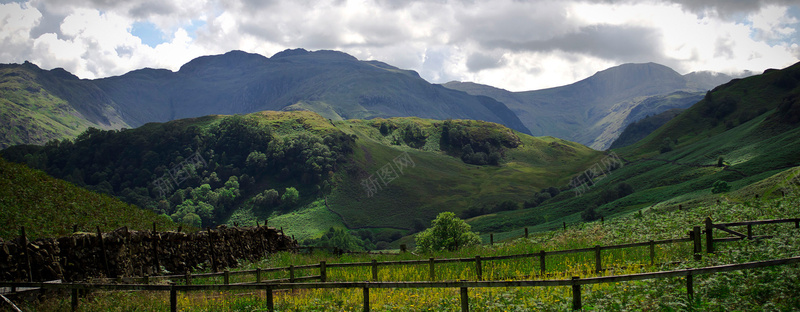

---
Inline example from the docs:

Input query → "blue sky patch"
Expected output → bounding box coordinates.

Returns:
[131,21,166,48]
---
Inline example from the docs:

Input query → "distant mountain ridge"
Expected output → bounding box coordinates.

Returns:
[0,49,532,149]
[443,62,739,149]
[93,49,531,134]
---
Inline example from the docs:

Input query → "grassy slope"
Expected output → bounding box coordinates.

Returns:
[25,176,800,311]
[0,156,179,240]
[323,118,603,233]
[245,114,603,242]
[0,66,98,149]
[473,62,800,240]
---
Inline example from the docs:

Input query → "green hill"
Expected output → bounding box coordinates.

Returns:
[1,111,601,245]
[0,156,178,240]
[0,62,128,149]
[472,61,800,239]
[609,108,685,149]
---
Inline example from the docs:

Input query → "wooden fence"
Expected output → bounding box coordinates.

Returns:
[83,217,800,288]
[2,256,799,311]
[2,217,798,311]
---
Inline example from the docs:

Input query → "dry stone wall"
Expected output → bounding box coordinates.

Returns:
[0,225,297,282]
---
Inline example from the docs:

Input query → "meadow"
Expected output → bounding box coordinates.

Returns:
[15,183,800,311]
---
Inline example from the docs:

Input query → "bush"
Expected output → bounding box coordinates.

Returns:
[281,187,299,206]
[581,205,600,221]
[415,212,481,253]
[712,180,731,194]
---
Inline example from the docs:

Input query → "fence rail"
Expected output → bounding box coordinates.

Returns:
[3,217,797,311]
[2,256,799,311]
[84,217,797,287]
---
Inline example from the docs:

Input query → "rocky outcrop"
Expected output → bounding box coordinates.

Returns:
[0,225,296,282]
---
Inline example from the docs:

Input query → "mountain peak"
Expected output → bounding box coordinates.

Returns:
[271,48,358,62]
[178,50,268,74]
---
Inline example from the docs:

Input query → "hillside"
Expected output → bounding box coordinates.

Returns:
[0,156,178,240]
[1,111,602,246]
[469,61,800,239]
[0,62,128,149]
[443,63,732,149]
[609,108,685,149]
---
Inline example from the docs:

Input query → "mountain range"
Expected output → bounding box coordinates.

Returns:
[2,49,743,150]
[443,62,738,150]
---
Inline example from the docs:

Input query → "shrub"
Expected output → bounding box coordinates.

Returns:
[581,205,600,221]
[415,212,481,253]
[712,180,731,194]
[281,187,299,206]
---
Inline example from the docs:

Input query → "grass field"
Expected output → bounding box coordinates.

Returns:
[0,156,180,240]
[18,174,800,311]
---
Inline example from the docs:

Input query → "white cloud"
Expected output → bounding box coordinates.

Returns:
[0,0,797,91]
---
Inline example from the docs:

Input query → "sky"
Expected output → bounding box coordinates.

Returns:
[1,0,799,91]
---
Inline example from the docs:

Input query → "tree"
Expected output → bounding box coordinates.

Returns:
[253,189,280,209]
[415,212,481,253]
[712,180,731,194]
[282,187,299,206]
[581,205,600,221]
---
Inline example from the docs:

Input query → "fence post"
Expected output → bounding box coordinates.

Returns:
[289,265,295,283]
[490,234,494,246]
[19,226,32,282]
[539,250,546,275]
[96,226,112,278]
[371,260,378,281]
[475,256,482,281]
[320,261,326,283]
[524,228,529,238]
[207,228,217,272]
[185,270,192,285]
[649,240,655,265]
[170,283,177,312]
[705,217,714,253]
[572,276,582,310]
[563,222,567,231]
[71,288,78,312]
[686,271,694,302]
[429,258,435,281]
[363,287,370,312]
[595,245,602,273]
[460,287,469,312]
[224,270,230,285]
[747,224,753,239]
[256,268,262,283]
[692,226,701,254]
[152,223,160,275]
[266,286,274,312]
[144,274,149,285]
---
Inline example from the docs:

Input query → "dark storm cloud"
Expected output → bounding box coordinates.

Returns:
[487,24,663,61]
[29,3,66,38]
[466,52,505,72]
[591,0,799,17]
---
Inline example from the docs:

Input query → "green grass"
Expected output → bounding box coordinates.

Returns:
[324,118,603,239]
[0,64,128,149]
[19,185,800,311]
[472,63,800,241]
[0,156,181,240]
